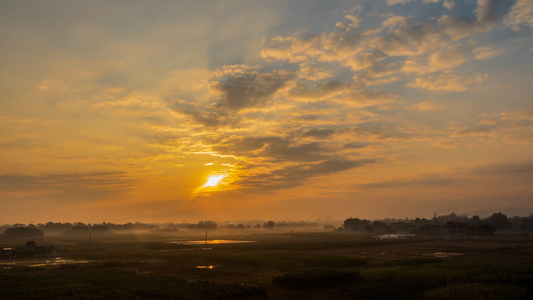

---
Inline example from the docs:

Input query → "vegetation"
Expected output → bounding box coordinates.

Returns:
[263,221,275,230]
[371,260,531,284]
[273,268,360,288]
[0,267,266,299]
[423,282,527,300]
[1,221,532,299]
[1,227,44,238]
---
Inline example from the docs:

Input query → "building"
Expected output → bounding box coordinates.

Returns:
[344,218,371,233]
[1,241,55,258]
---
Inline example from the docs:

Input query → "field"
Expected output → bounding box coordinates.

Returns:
[1,230,532,299]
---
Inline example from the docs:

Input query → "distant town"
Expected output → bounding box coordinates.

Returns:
[343,212,533,238]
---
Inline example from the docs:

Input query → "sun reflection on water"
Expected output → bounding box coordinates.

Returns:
[196,265,215,269]
[168,240,257,245]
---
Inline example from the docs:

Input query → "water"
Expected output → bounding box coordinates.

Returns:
[431,252,464,258]
[0,257,94,268]
[196,265,215,269]
[168,240,257,245]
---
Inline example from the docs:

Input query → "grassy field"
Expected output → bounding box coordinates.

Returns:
[1,230,532,299]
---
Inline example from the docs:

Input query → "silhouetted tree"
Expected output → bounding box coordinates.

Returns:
[225,223,246,230]
[489,212,512,230]
[92,224,109,232]
[188,221,217,230]
[263,221,275,229]
[39,222,73,233]
[2,227,44,238]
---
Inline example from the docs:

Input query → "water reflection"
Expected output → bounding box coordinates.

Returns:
[169,240,257,245]
[196,265,215,269]
[431,252,464,258]
[0,257,93,268]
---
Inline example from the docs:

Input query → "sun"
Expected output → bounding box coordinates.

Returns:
[203,175,225,188]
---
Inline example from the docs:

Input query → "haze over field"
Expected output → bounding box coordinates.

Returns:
[1,0,532,223]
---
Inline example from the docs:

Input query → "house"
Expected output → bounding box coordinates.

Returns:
[344,218,371,233]
[3,241,56,258]
[1,247,15,259]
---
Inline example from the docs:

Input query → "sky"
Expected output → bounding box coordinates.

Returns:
[1,0,532,224]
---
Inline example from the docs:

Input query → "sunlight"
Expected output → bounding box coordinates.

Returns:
[203,175,225,188]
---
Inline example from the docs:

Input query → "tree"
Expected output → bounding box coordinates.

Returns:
[2,227,44,238]
[188,221,217,230]
[489,212,512,230]
[263,221,275,229]
[92,224,109,232]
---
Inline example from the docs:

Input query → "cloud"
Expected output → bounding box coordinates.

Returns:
[258,0,510,97]
[453,124,498,136]
[343,142,367,149]
[408,72,486,91]
[438,0,500,39]
[403,43,476,74]
[298,62,332,81]
[500,107,533,121]
[387,0,415,5]
[209,70,294,111]
[421,0,455,10]
[303,129,335,139]
[236,159,372,191]
[505,0,533,31]
[212,136,328,162]
[382,15,409,28]
[450,107,533,144]
[0,172,136,200]
[348,125,431,144]
[38,79,69,92]
[337,15,361,31]
[358,160,533,192]
[260,35,324,63]
[289,80,351,102]
[179,110,233,128]
[473,45,501,60]
[410,101,441,111]
[443,0,455,10]
[157,69,210,103]
[427,44,473,71]
[469,161,533,176]
[370,22,449,57]
[476,0,499,23]
[361,175,456,189]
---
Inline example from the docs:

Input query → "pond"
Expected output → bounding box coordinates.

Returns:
[168,239,257,245]
[0,257,94,268]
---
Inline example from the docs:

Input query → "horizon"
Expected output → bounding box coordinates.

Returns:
[2,210,531,227]
[1,0,533,224]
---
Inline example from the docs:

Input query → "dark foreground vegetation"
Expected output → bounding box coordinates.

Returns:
[0,268,266,299]
[1,229,532,299]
